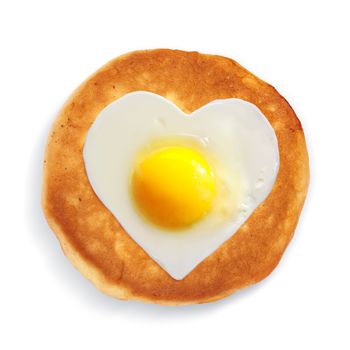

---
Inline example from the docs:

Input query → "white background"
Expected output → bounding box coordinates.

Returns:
[1,0,349,349]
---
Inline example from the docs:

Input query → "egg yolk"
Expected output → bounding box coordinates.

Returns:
[131,146,216,229]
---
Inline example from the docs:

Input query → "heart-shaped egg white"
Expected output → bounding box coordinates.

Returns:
[83,92,279,280]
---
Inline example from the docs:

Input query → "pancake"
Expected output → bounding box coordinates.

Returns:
[42,49,309,305]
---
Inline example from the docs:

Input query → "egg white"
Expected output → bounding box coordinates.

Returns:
[83,92,279,280]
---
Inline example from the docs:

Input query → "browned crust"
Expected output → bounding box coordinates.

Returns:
[42,49,309,305]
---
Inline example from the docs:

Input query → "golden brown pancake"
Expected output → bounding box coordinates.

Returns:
[42,49,309,305]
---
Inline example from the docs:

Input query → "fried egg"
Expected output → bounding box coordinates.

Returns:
[83,91,279,280]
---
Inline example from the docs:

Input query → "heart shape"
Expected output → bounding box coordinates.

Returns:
[83,92,279,280]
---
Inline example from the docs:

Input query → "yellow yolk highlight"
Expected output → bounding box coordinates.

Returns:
[131,146,216,229]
